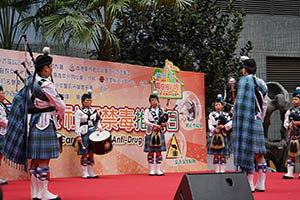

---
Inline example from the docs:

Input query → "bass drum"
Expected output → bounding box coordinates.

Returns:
[89,130,113,155]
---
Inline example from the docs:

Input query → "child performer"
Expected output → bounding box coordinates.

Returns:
[75,90,102,179]
[207,94,232,173]
[144,94,168,176]
[0,85,9,185]
[283,87,300,179]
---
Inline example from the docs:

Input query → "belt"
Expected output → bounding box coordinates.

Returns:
[28,106,56,114]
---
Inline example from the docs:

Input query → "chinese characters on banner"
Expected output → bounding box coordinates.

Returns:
[62,105,179,133]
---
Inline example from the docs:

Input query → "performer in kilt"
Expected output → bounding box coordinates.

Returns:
[283,87,300,179]
[144,94,168,176]
[5,49,65,200]
[75,91,102,179]
[0,85,9,185]
[207,94,232,173]
[28,51,65,200]
[232,56,268,192]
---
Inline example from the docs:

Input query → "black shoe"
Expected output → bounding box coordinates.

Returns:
[34,196,60,200]
[0,181,7,185]
[156,173,165,176]
[282,175,294,179]
[148,173,155,176]
[255,189,265,192]
[88,175,99,179]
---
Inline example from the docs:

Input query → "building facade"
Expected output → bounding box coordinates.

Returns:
[218,0,300,172]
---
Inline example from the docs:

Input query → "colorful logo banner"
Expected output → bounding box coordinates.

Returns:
[150,60,184,99]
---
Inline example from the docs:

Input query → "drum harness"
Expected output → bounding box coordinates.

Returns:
[79,107,100,130]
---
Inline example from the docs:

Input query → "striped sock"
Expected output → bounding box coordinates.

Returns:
[81,157,88,166]
[147,155,154,164]
[257,162,267,173]
[213,157,219,164]
[220,157,227,164]
[156,155,162,164]
[87,157,94,166]
[288,160,295,167]
[36,166,50,181]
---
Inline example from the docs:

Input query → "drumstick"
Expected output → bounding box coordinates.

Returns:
[78,141,86,150]
[81,143,86,150]
[229,74,236,104]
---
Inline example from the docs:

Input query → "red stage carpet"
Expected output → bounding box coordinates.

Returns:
[2,172,300,200]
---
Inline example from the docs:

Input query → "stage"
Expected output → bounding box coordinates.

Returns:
[2,172,299,200]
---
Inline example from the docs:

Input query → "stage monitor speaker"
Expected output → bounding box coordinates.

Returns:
[174,172,253,200]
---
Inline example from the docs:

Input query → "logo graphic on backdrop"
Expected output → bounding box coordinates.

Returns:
[150,59,184,99]
[166,134,181,159]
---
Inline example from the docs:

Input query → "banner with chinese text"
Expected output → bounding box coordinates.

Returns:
[0,49,206,180]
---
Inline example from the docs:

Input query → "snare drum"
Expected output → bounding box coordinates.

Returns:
[57,133,63,153]
[89,130,113,155]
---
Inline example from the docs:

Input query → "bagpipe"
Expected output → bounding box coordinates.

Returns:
[150,106,169,148]
[4,97,12,105]
[150,102,179,148]
[210,113,230,150]
[14,33,64,100]
[13,34,65,153]
[288,107,300,157]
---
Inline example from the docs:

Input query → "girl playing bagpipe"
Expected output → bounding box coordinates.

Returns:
[4,48,65,200]
[207,94,232,173]
[144,93,168,176]
[283,87,300,179]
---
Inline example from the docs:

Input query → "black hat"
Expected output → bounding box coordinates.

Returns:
[0,85,3,91]
[35,54,53,70]
[241,57,256,69]
[149,94,159,102]
[293,87,300,98]
[81,90,92,102]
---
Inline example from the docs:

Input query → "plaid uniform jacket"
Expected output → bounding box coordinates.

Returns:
[4,85,29,171]
[232,75,267,170]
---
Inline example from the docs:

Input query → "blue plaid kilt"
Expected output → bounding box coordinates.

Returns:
[252,119,266,154]
[207,133,232,156]
[0,134,4,154]
[27,122,59,159]
[233,118,266,170]
[144,131,166,152]
[78,128,95,155]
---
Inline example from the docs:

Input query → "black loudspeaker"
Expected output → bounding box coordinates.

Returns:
[174,172,253,200]
[0,187,2,200]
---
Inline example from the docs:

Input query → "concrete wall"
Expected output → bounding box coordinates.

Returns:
[238,14,300,80]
